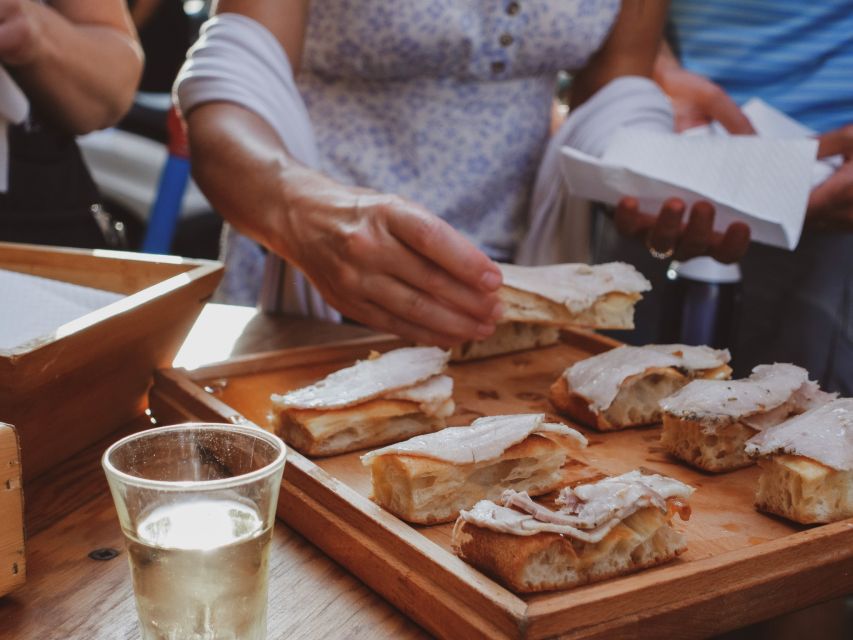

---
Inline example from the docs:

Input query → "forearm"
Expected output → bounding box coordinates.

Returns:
[570,0,669,109]
[11,2,143,134]
[187,101,322,263]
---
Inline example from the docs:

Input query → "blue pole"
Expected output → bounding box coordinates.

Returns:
[141,154,191,254]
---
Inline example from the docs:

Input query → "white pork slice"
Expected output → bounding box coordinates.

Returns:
[361,413,586,465]
[272,346,449,410]
[499,262,651,314]
[458,470,693,542]
[740,380,836,431]
[566,344,730,412]
[745,398,853,471]
[385,374,454,417]
[660,363,813,425]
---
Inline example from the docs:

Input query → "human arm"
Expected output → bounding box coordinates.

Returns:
[806,126,853,232]
[0,0,143,135]
[653,41,755,135]
[183,0,503,347]
[129,0,163,30]
[569,2,750,264]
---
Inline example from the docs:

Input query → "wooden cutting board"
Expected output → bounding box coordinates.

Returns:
[149,331,853,639]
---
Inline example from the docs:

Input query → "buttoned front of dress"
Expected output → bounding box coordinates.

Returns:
[295,0,620,261]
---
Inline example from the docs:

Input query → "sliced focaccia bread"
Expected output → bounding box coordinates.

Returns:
[745,398,853,524]
[452,470,693,593]
[451,262,650,362]
[550,344,731,431]
[361,413,587,525]
[450,322,560,361]
[270,347,454,456]
[659,363,835,472]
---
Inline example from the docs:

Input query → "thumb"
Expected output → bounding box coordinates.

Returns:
[817,126,853,160]
[708,94,755,135]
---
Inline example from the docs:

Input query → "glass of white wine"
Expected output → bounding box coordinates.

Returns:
[103,423,286,640]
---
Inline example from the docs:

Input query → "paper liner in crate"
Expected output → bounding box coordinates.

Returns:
[0,268,123,352]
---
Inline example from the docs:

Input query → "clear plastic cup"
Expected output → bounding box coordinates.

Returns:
[102,423,286,640]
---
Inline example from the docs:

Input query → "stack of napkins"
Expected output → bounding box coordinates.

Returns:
[0,269,123,351]
[560,100,823,250]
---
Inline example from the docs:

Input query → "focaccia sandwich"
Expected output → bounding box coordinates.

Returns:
[745,398,853,524]
[452,470,694,593]
[270,346,454,456]
[550,344,731,431]
[659,363,834,472]
[452,262,651,361]
[361,413,587,524]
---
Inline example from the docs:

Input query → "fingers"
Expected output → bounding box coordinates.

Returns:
[343,298,473,350]
[674,201,714,260]
[707,93,755,135]
[614,197,653,237]
[385,200,503,293]
[360,274,496,344]
[617,198,751,263]
[646,199,685,256]
[375,239,502,323]
[806,164,853,231]
[710,222,751,264]
[817,125,853,160]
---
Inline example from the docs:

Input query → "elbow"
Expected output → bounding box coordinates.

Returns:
[68,47,145,135]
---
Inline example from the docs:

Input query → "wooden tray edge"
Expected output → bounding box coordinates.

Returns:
[150,365,531,639]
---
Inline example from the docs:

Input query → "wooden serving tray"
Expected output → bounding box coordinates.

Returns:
[149,332,853,639]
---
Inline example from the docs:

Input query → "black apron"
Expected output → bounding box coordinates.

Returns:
[0,117,111,249]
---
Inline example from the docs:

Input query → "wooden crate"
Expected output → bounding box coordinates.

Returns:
[0,423,25,596]
[150,333,853,640]
[0,243,223,480]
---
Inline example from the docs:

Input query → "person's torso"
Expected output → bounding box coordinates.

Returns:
[670,0,853,133]
[297,0,620,260]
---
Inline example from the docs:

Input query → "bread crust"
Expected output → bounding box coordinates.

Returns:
[368,435,572,524]
[755,455,853,524]
[451,322,560,362]
[660,414,756,472]
[452,506,686,593]
[549,375,611,430]
[499,286,641,330]
[273,397,450,457]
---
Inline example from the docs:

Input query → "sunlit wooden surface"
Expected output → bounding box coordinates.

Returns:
[0,305,425,640]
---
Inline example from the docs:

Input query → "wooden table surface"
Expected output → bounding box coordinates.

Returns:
[0,304,848,640]
[0,305,425,640]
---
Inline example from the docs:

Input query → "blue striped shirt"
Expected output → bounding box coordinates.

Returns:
[670,0,853,133]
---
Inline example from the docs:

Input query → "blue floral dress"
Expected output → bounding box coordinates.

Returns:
[221,0,620,305]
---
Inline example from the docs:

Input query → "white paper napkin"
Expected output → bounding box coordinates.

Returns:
[0,268,123,351]
[560,100,821,250]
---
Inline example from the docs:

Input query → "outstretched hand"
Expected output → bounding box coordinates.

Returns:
[807,126,853,232]
[614,197,751,264]
[279,169,504,348]
[655,56,755,135]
